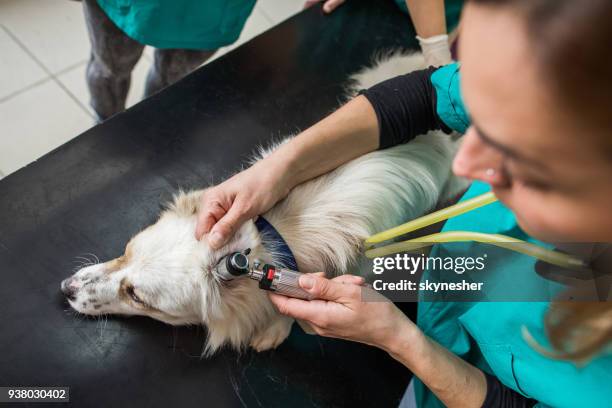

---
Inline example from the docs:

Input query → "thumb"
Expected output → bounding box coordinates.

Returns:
[299,275,360,302]
[207,201,251,249]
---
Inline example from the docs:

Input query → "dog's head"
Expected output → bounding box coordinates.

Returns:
[61,191,265,326]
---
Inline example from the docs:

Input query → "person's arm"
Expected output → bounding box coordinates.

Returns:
[405,0,453,67]
[275,95,379,189]
[195,95,380,246]
[270,274,538,407]
[390,321,539,407]
[360,66,452,149]
[268,274,488,407]
[196,65,462,247]
[405,0,447,38]
[389,322,488,407]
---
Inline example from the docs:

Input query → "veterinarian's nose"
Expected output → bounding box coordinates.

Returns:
[453,127,509,187]
[60,278,78,301]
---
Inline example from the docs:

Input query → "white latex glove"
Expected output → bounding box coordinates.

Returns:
[417,34,453,67]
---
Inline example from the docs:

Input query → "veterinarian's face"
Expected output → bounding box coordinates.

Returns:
[454,4,612,242]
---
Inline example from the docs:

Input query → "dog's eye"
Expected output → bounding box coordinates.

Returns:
[126,285,143,304]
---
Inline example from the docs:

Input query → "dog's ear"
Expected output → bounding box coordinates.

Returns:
[169,190,203,216]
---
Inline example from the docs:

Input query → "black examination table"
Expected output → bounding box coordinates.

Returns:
[0,2,419,406]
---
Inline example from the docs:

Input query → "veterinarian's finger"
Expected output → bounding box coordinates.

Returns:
[268,293,322,322]
[331,274,365,285]
[268,292,334,325]
[299,275,360,302]
[195,189,229,239]
[208,200,251,249]
[196,203,226,240]
[322,0,346,13]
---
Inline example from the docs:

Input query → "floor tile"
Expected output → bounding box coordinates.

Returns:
[0,80,93,176]
[57,56,153,117]
[0,26,48,101]
[0,0,90,74]
[257,0,305,24]
[55,63,94,116]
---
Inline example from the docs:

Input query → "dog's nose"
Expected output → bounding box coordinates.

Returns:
[60,278,78,301]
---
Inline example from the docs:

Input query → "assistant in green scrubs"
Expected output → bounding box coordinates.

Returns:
[83,0,256,120]
[97,0,256,49]
[413,62,612,407]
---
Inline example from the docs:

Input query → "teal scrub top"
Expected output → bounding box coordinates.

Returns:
[393,0,464,32]
[413,63,612,407]
[96,0,256,49]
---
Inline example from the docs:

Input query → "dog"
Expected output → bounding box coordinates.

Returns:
[61,53,465,354]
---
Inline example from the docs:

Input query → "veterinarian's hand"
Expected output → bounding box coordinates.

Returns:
[195,159,293,248]
[269,274,417,352]
[304,0,346,14]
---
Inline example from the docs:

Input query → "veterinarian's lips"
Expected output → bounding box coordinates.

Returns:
[60,278,79,301]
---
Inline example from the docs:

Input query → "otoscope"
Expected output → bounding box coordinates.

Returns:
[214,249,312,300]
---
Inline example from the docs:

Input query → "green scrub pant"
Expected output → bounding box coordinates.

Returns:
[83,0,215,120]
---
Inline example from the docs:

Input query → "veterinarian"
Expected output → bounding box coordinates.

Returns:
[196,0,612,406]
[81,0,256,121]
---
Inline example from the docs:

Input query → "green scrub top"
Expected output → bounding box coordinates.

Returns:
[393,0,464,32]
[413,63,612,407]
[96,0,256,49]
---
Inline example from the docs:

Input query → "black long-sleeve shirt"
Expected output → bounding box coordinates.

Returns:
[360,67,452,149]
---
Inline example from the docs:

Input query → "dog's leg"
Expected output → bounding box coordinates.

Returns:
[249,315,294,352]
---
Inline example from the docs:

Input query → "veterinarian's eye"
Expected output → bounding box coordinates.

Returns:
[126,285,144,304]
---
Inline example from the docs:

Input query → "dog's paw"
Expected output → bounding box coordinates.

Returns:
[249,317,293,352]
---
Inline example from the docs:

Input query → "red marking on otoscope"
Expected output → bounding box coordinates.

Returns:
[267,267,276,280]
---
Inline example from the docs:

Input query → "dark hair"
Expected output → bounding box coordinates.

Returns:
[469,0,612,136]
[469,0,612,362]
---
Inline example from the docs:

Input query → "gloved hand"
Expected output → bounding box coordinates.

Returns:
[417,34,453,67]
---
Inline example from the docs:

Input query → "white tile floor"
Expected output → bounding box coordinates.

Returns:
[0,0,304,179]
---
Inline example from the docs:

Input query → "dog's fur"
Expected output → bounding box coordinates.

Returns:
[62,53,466,354]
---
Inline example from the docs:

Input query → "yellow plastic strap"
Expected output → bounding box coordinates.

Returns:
[365,192,498,247]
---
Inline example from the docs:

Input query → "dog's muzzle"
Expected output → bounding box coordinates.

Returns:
[60,277,80,301]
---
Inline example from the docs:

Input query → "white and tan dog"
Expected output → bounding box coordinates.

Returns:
[61,54,465,354]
